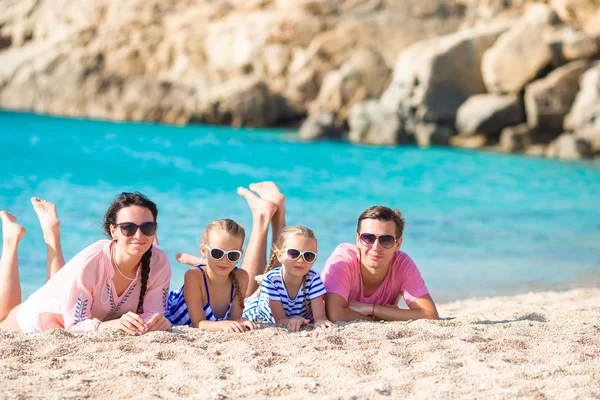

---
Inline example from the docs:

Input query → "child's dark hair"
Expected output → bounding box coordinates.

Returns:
[103,192,158,314]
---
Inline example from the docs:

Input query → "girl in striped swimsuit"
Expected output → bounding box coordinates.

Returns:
[243,225,334,332]
[167,219,257,332]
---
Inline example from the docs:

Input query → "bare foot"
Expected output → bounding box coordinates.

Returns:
[175,253,206,267]
[249,181,285,210]
[31,198,60,233]
[237,187,277,220]
[0,211,26,243]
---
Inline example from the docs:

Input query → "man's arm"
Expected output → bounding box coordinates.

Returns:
[325,293,372,322]
[373,294,439,321]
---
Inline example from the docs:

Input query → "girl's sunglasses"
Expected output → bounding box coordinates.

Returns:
[358,233,397,249]
[113,222,157,237]
[284,248,318,263]
[207,246,242,262]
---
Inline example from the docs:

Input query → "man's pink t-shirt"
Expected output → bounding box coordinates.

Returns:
[321,243,429,306]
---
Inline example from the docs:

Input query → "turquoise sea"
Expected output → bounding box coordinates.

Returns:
[1,111,599,303]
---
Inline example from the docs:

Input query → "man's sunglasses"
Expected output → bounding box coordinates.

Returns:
[358,233,398,249]
[284,248,318,263]
[207,246,242,262]
[113,222,157,237]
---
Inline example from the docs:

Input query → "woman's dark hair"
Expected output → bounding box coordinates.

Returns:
[103,192,158,314]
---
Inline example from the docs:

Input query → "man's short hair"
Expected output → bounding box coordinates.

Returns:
[357,206,405,238]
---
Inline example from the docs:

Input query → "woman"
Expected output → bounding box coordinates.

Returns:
[0,193,171,334]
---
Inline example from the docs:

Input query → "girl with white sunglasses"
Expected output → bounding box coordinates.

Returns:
[242,225,334,332]
[166,219,258,332]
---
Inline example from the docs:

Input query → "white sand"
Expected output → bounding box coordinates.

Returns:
[1,288,599,399]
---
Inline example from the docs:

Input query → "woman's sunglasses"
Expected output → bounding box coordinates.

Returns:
[358,233,398,249]
[284,248,318,263]
[113,222,157,237]
[206,246,242,262]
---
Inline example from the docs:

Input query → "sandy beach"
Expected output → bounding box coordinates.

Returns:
[1,287,599,399]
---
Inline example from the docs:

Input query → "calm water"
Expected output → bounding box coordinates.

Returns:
[1,111,599,303]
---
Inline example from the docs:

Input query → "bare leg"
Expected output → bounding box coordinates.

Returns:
[237,187,276,298]
[31,198,64,281]
[0,211,26,322]
[249,182,286,267]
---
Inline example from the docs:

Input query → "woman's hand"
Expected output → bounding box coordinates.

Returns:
[314,318,334,329]
[287,316,309,333]
[100,312,147,335]
[145,313,170,332]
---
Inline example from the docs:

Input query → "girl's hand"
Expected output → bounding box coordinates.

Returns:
[287,316,309,333]
[314,318,334,329]
[219,320,250,333]
[348,301,371,316]
[145,313,170,332]
[239,318,259,331]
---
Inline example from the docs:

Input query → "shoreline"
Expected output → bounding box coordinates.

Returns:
[1,287,599,399]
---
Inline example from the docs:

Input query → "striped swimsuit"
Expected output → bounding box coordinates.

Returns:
[242,267,326,323]
[167,265,234,326]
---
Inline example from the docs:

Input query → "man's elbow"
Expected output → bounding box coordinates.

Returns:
[423,309,439,320]
[325,305,345,322]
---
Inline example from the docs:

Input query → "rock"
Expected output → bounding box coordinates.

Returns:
[524,59,593,141]
[449,134,487,149]
[564,62,600,131]
[204,11,324,73]
[557,28,600,62]
[0,0,466,127]
[298,111,339,140]
[347,100,408,146]
[379,83,411,115]
[499,124,533,153]
[524,144,548,157]
[545,133,593,159]
[575,118,600,152]
[392,23,509,125]
[414,123,453,147]
[455,93,524,137]
[481,4,557,94]
[309,47,390,124]
[550,0,600,35]
[194,77,281,127]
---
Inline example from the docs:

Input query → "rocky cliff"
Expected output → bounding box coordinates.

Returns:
[1,0,599,159]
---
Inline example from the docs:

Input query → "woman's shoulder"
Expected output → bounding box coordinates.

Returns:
[69,240,111,269]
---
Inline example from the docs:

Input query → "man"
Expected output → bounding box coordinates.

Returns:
[322,206,439,321]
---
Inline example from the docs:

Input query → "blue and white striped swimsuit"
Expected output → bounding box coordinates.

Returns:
[167,265,234,326]
[242,268,326,323]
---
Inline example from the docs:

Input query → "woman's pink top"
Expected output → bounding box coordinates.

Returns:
[20,240,171,333]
